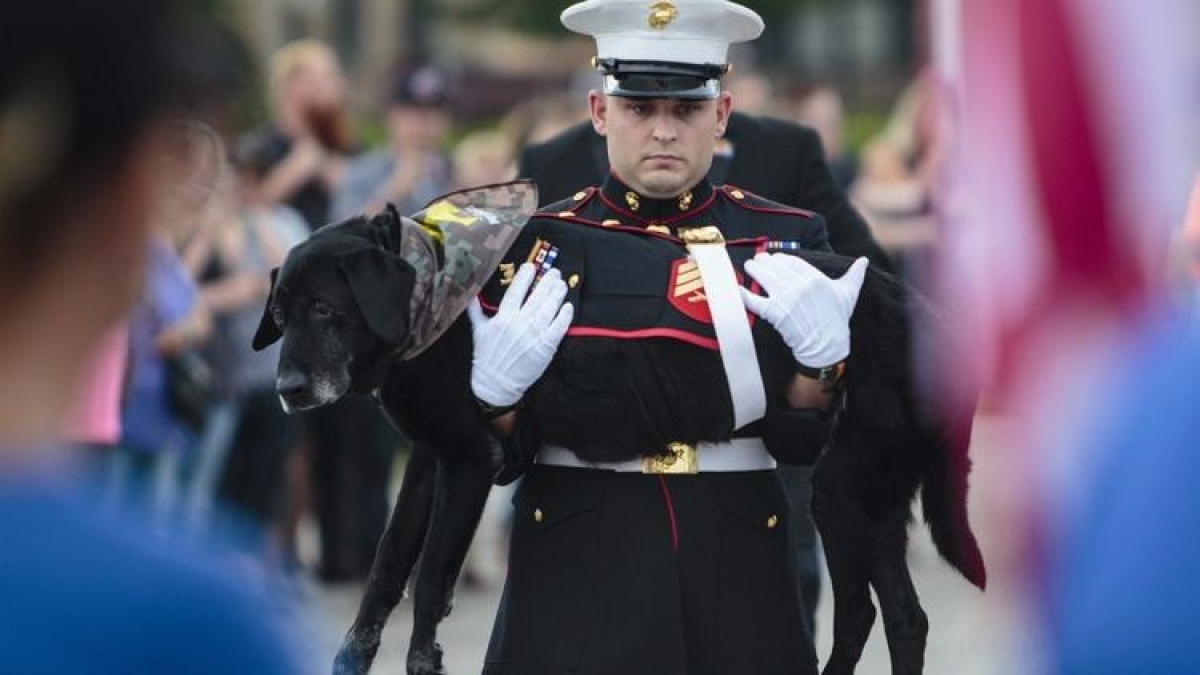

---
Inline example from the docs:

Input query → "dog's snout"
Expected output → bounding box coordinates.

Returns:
[277,371,309,398]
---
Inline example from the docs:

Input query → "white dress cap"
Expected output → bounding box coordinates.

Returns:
[561,0,764,66]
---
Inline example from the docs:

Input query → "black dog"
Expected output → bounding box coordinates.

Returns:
[255,185,985,675]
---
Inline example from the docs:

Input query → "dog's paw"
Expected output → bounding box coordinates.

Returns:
[332,650,368,675]
[406,642,446,675]
[332,634,380,675]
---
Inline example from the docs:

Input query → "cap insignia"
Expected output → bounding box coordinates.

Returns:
[648,1,678,30]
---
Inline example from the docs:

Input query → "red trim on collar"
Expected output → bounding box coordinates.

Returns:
[720,185,817,218]
[597,189,718,227]
[598,190,646,222]
[536,212,687,245]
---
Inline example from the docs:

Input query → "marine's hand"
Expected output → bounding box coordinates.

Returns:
[467,263,574,408]
[740,253,868,368]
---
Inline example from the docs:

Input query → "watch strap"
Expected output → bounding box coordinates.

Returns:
[795,361,845,387]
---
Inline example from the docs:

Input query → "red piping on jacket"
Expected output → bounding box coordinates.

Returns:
[567,326,720,350]
[721,185,817,218]
[656,475,680,552]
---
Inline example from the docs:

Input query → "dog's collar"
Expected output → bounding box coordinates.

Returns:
[395,181,538,359]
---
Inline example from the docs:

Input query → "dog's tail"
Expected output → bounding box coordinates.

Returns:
[921,405,987,590]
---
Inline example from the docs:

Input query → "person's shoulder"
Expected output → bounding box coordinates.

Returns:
[0,483,301,673]
[523,121,598,160]
[532,186,602,222]
[727,112,819,147]
[718,184,819,219]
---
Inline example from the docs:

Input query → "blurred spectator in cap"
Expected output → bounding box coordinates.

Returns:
[332,64,453,219]
[0,0,303,671]
[248,38,353,230]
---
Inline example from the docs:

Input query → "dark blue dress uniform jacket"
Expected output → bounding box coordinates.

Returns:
[481,175,827,675]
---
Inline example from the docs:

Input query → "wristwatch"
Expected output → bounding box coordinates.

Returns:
[795,361,845,389]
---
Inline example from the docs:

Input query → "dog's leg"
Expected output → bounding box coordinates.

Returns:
[870,510,927,675]
[405,453,494,675]
[333,444,438,675]
[812,464,879,675]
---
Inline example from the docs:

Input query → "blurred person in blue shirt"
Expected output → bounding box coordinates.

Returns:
[1046,318,1200,674]
[111,127,218,523]
[0,1,306,671]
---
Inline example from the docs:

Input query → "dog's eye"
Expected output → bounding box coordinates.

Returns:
[270,305,284,327]
[312,301,335,319]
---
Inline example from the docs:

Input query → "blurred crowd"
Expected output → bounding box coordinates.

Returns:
[61,33,936,590]
[64,28,1200,596]
[8,0,1196,667]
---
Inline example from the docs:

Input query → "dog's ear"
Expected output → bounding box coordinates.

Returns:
[339,248,415,343]
[252,267,283,351]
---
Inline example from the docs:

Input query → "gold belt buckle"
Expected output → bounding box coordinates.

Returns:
[642,442,699,474]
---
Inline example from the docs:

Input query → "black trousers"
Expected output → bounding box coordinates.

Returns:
[484,466,818,675]
[777,464,822,632]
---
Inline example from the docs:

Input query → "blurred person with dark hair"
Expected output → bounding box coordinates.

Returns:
[251,38,353,230]
[332,64,454,219]
[0,2,302,671]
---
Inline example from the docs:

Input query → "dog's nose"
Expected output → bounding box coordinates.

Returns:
[277,371,309,398]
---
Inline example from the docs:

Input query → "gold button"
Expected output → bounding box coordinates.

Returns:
[602,219,620,227]
[568,274,580,288]
[730,189,745,200]
[573,190,588,201]
[534,508,544,523]
[766,515,779,529]
[558,210,575,217]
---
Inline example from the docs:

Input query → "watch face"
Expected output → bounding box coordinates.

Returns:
[818,363,845,384]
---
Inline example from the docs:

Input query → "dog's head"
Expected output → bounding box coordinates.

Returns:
[252,210,416,412]
[253,181,538,413]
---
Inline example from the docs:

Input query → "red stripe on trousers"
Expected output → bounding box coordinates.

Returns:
[656,475,679,552]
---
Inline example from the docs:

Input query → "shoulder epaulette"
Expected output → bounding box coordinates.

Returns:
[720,185,817,218]
[536,186,598,219]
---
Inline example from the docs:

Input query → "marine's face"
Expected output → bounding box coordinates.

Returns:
[590,91,732,199]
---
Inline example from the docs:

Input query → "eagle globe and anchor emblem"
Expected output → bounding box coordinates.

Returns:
[648,1,678,30]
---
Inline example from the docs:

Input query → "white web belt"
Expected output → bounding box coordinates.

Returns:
[683,228,766,429]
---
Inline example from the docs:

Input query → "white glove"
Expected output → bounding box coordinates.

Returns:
[740,253,869,368]
[466,262,574,408]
